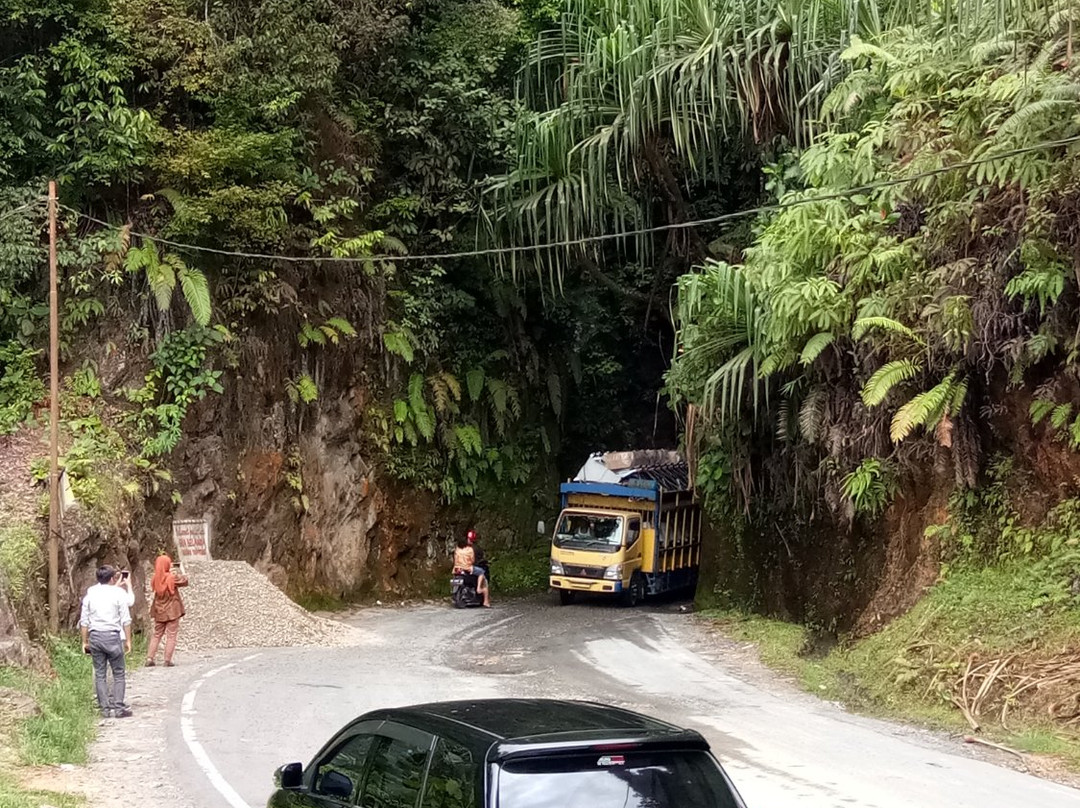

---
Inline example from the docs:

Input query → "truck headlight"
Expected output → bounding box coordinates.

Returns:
[550,560,564,575]
[603,564,623,580]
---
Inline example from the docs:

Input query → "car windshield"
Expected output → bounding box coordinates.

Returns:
[553,514,623,550]
[497,750,743,808]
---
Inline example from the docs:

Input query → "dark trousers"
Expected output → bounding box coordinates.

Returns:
[88,630,126,714]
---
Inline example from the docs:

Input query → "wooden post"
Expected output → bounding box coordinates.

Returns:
[47,180,60,634]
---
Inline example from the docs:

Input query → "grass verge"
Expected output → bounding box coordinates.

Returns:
[0,773,83,808]
[702,563,1080,769]
[490,544,549,596]
[0,635,122,808]
[0,638,96,766]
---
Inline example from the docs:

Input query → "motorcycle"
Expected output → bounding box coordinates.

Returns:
[450,560,491,609]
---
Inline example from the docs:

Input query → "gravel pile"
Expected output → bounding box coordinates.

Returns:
[146,560,364,651]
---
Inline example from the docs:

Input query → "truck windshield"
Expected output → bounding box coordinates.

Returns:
[554,514,623,550]
[497,750,744,808]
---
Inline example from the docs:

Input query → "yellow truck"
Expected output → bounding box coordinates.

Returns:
[548,450,701,606]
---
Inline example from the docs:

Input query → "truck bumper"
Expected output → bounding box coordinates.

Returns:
[549,575,623,594]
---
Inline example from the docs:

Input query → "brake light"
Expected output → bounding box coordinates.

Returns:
[593,743,639,751]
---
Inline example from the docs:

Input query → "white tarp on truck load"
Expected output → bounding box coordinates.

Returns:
[573,450,684,483]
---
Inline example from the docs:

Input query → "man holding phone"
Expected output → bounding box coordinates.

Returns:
[79,565,133,718]
[117,568,135,607]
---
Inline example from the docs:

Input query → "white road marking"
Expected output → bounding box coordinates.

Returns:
[181,654,263,808]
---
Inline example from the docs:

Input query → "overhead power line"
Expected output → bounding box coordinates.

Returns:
[56,133,1080,265]
[0,198,47,225]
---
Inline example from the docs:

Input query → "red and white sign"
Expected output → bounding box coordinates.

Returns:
[173,518,212,562]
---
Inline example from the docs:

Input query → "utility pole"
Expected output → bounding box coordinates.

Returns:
[47,180,60,634]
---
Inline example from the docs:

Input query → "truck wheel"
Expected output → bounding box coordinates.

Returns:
[557,590,576,606]
[623,573,646,607]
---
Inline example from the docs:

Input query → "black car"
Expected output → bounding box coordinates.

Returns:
[268,698,747,808]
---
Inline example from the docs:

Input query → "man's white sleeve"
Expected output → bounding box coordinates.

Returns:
[119,594,132,627]
[79,590,90,628]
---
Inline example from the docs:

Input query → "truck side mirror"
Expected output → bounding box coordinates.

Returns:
[537,520,546,535]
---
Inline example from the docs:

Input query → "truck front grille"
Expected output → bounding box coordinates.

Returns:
[564,565,606,579]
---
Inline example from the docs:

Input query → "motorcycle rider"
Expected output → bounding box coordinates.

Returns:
[467,529,486,568]
[453,535,490,607]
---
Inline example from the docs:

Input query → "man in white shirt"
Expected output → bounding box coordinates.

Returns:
[79,565,133,718]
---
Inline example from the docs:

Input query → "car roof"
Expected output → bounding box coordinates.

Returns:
[355,699,709,761]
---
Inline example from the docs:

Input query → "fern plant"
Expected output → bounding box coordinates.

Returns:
[890,372,968,443]
[383,324,418,363]
[1005,240,1068,316]
[371,358,533,502]
[1029,394,1080,449]
[286,373,318,404]
[123,241,211,326]
[861,359,923,407]
[841,458,898,517]
[298,315,357,348]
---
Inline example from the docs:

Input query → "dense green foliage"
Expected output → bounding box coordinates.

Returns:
[4,0,1080,623]
[0,0,672,511]
[671,13,1080,448]
[666,2,1080,617]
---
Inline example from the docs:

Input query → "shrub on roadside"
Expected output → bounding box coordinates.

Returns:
[0,638,96,766]
[0,637,97,808]
[492,545,548,595]
[0,524,41,602]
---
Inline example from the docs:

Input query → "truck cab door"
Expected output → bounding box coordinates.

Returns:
[625,518,642,568]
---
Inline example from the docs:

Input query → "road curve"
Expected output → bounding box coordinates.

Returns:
[168,597,1080,808]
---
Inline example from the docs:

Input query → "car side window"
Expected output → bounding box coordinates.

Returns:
[626,519,640,547]
[359,736,431,808]
[420,738,479,808]
[314,734,376,803]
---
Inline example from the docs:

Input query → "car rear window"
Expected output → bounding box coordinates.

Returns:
[496,749,744,808]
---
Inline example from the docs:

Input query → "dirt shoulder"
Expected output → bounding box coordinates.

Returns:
[15,655,231,808]
[694,607,1080,790]
[6,556,369,808]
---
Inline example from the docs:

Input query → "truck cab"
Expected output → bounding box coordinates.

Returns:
[549,451,701,606]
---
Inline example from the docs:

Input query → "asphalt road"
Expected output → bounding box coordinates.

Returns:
[166,596,1080,808]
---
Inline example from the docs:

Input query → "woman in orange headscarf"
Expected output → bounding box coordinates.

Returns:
[146,555,189,667]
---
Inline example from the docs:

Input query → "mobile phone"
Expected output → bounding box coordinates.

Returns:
[121,570,130,580]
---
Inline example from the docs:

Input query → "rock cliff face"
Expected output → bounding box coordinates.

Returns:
[127,318,513,603]
[698,380,1080,637]
[0,311,556,664]
[144,380,447,601]
[0,372,435,657]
